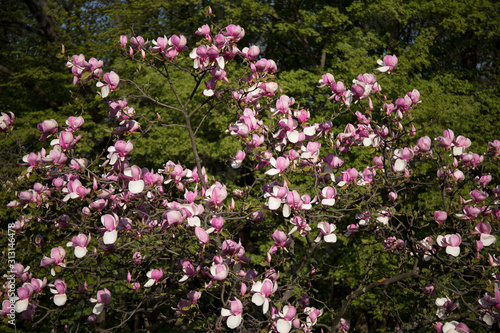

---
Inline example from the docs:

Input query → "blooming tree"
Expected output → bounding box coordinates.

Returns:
[1,10,499,333]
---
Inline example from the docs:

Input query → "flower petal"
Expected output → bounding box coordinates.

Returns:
[226,314,242,329]
[54,294,67,306]
[103,230,118,245]
[129,180,145,194]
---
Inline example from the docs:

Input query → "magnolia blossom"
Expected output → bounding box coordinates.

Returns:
[221,298,243,329]
[435,296,458,318]
[179,260,199,282]
[107,140,133,165]
[436,234,462,257]
[231,150,246,168]
[289,216,311,236]
[416,136,432,152]
[439,321,470,333]
[433,211,448,225]
[474,222,496,246]
[304,307,323,327]
[266,183,288,211]
[96,71,120,98]
[266,156,290,176]
[90,288,111,315]
[40,246,66,276]
[436,129,455,149]
[251,279,277,314]
[144,269,163,287]
[393,147,414,172]
[66,233,91,258]
[470,189,488,204]
[62,178,90,201]
[14,284,33,313]
[0,111,15,132]
[376,54,398,72]
[101,213,119,244]
[273,305,297,333]
[49,279,67,306]
[205,182,227,207]
[194,226,210,244]
[37,119,58,140]
[209,262,229,281]
[314,222,337,243]
[10,263,30,280]
[66,116,84,131]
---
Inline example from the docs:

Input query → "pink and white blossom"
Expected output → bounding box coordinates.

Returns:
[221,298,243,329]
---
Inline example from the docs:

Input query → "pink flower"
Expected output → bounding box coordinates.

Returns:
[66,116,84,132]
[170,34,188,52]
[407,89,420,104]
[436,129,455,149]
[474,222,496,247]
[315,222,337,243]
[101,213,119,244]
[241,45,260,60]
[144,269,164,287]
[321,186,337,206]
[221,298,243,329]
[433,211,447,225]
[271,230,291,247]
[266,156,290,175]
[37,119,58,140]
[393,147,414,172]
[470,189,488,204]
[231,150,246,169]
[416,136,431,152]
[132,252,143,265]
[194,227,210,244]
[188,290,201,304]
[130,36,146,49]
[478,174,492,186]
[205,182,227,207]
[453,135,471,155]
[376,54,398,72]
[304,307,323,327]
[289,216,310,236]
[395,95,412,112]
[179,259,199,282]
[436,234,461,257]
[195,24,211,39]
[96,71,120,98]
[252,279,277,314]
[223,24,245,41]
[66,234,91,258]
[90,288,111,315]
[318,73,335,87]
[120,35,127,48]
[209,263,229,281]
[14,284,34,312]
[40,246,66,276]
[488,139,500,157]
[0,112,15,132]
[62,178,90,201]
[56,131,80,149]
[435,296,458,318]
[273,305,297,333]
[340,168,358,185]
[49,279,67,306]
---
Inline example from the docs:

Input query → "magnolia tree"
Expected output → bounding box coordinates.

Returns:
[1,11,500,333]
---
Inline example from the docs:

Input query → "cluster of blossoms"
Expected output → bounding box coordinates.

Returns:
[2,13,500,333]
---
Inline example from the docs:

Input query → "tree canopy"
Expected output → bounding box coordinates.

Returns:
[0,1,499,332]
